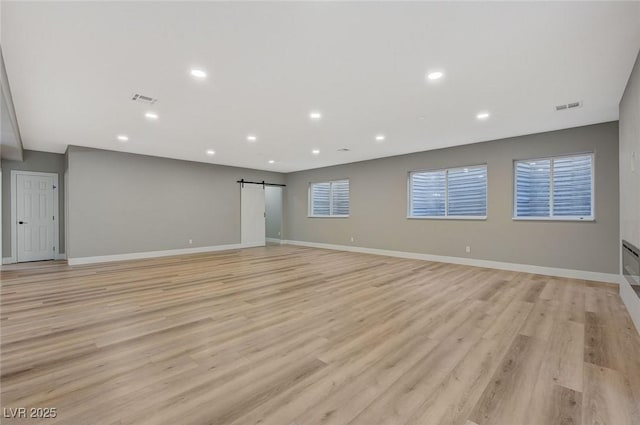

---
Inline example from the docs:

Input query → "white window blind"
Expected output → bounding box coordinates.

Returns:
[514,154,593,220]
[515,160,551,217]
[409,170,446,217]
[448,167,487,216]
[331,180,350,216]
[309,180,350,217]
[311,182,331,216]
[409,165,487,218]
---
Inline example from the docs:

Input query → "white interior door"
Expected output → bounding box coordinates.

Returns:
[241,184,266,246]
[16,173,56,262]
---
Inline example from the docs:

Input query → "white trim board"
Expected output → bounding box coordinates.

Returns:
[281,240,620,284]
[266,238,283,244]
[67,242,264,266]
[620,277,640,335]
[2,253,66,265]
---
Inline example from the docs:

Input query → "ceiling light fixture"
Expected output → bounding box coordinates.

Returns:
[268,160,275,164]
[375,134,385,142]
[145,112,159,120]
[247,135,257,142]
[309,111,322,121]
[427,71,444,80]
[312,149,320,155]
[206,149,215,156]
[116,135,129,142]
[476,112,490,120]
[190,69,207,79]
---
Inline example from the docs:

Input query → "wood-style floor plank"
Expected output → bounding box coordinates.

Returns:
[1,245,639,425]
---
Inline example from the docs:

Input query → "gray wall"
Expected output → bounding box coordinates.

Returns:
[620,49,640,250]
[67,146,284,258]
[265,186,283,239]
[2,150,66,257]
[284,122,620,274]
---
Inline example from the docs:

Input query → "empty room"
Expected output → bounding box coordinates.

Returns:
[1,1,640,424]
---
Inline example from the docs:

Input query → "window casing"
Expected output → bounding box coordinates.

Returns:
[513,153,594,221]
[408,165,487,219]
[308,180,350,217]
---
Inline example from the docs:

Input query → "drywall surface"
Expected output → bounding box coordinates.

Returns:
[285,122,619,273]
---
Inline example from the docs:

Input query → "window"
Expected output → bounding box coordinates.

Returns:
[514,153,593,220]
[408,165,487,218]
[309,180,350,217]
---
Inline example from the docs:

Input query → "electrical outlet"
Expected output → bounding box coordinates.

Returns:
[350,237,355,243]
[278,231,281,236]
[188,239,193,245]
[466,246,471,253]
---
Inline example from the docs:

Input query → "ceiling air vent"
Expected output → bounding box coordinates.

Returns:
[556,101,582,111]
[131,94,158,104]
[337,148,351,152]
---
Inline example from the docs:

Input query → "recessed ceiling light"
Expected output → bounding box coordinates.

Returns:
[145,112,159,120]
[116,135,129,142]
[247,135,257,142]
[206,149,215,156]
[476,112,490,120]
[312,149,320,155]
[427,71,444,80]
[309,111,322,121]
[375,134,385,142]
[190,69,207,79]
[268,160,275,164]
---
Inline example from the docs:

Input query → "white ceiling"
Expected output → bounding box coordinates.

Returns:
[2,1,639,172]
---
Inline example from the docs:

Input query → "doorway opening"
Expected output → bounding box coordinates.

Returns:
[265,186,283,245]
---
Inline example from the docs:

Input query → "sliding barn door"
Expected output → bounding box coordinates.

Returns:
[240,184,266,246]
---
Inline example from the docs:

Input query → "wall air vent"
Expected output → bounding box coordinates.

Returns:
[556,101,582,111]
[131,94,158,104]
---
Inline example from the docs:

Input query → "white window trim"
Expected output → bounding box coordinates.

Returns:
[407,164,488,220]
[308,179,350,218]
[512,152,595,222]
[407,216,487,221]
[512,216,595,222]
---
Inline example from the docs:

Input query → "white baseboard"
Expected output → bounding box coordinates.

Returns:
[620,277,640,335]
[67,242,263,266]
[2,254,65,265]
[281,240,621,284]
[266,238,283,244]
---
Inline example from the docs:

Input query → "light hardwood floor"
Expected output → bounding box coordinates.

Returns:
[1,245,639,425]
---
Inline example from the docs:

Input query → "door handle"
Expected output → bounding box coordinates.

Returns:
[18,221,27,224]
